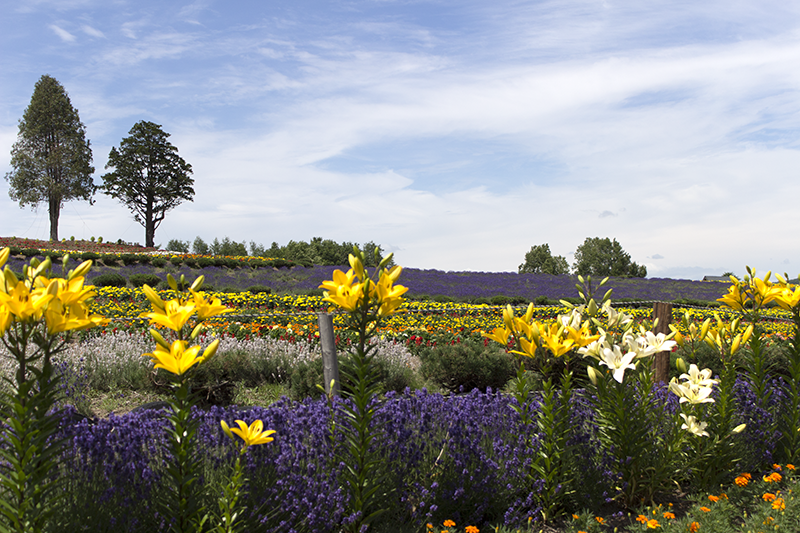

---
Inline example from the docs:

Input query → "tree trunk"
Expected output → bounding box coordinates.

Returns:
[145,198,155,248]
[49,196,60,242]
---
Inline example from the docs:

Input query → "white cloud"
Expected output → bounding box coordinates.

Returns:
[49,24,76,42]
[81,24,104,38]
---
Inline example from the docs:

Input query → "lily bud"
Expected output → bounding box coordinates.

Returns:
[587,299,598,316]
[742,324,754,346]
[503,305,515,331]
[0,248,8,269]
[732,423,746,434]
[190,323,206,340]
[70,260,93,280]
[699,318,712,341]
[586,365,599,386]
[149,329,171,350]
[142,285,165,310]
[190,275,205,291]
[676,357,687,373]
[167,274,178,291]
[730,334,742,355]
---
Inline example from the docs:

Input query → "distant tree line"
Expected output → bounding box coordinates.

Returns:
[519,237,647,278]
[166,236,392,267]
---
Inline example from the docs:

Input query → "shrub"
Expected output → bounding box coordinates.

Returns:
[137,254,152,265]
[490,295,509,306]
[91,272,127,288]
[120,254,138,265]
[246,285,271,294]
[183,258,198,268]
[419,339,516,393]
[20,248,40,257]
[101,255,120,266]
[197,257,214,268]
[80,251,101,261]
[151,257,167,268]
[170,257,182,265]
[128,274,162,288]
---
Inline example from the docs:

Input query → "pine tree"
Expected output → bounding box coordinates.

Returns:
[5,75,96,241]
[101,121,194,248]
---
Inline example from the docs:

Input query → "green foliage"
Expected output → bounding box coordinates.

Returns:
[193,237,209,255]
[209,237,248,257]
[573,237,647,277]
[518,243,570,275]
[152,257,167,267]
[246,285,271,294]
[101,121,194,248]
[4,75,95,241]
[129,273,162,287]
[79,251,101,261]
[167,239,190,253]
[419,340,516,393]
[91,272,127,287]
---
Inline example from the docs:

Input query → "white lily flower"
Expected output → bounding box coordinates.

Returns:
[604,303,633,328]
[679,364,718,388]
[599,344,637,383]
[669,380,715,404]
[637,331,678,358]
[680,413,710,437]
[578,336,607,361]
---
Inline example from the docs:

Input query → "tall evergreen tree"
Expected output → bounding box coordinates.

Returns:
[101,121,194,248]
[5,75,96,241]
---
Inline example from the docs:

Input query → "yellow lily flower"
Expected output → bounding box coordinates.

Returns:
[538,322,576,357]
[774,285,800,311]
[483,326,512,346]
[142,339,207,375]
[320,268,364,312]
[1,281,53,322]
[141,299,197,332]
[221,419,276,447]
[717,283,745,311]
[189,290,232,320]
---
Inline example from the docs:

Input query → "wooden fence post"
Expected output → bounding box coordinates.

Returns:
[652,302,673,384]
[317,312,340,397]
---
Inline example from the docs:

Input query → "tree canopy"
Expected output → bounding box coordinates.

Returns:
[573,237,647,278]
[5,75,95,241]
[101,121,194,248]
[518,244,570,275]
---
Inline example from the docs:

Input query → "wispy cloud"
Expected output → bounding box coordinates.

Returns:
[49,24,76,42]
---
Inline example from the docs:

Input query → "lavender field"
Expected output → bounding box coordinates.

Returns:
[5,255,730,303]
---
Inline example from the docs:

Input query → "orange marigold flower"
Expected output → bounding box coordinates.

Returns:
[708,495,719,502]
[763,493,777,502]
[443,520,456,528]
[699,506,711,513]
[647,519,660,529]
[773,497,786,511]
[764,472,782,483]
[595,517,605,524]
[572,514,580,520]
[787,464,796,470]
[663,512,676,519]
[734,476,749,487]
[637,515,648,523]
[465,526,480,533]
[427,525,433,530]
[774,464,783,470]
[688,521,700,532]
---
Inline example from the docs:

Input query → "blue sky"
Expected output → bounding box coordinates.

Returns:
[2,0,800,279]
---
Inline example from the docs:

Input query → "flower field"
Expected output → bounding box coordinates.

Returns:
[4,247,800,532]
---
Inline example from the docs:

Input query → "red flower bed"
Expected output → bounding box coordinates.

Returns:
[0,236,159,254]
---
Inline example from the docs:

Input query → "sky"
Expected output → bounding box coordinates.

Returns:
[2,0,800,280]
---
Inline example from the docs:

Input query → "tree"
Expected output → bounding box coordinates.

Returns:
[518,244,570,275]
[5,75,95,241]
[101,121,194,248]
[573,237,647,278]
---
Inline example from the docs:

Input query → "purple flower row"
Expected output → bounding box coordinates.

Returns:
[45,375,784,532]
